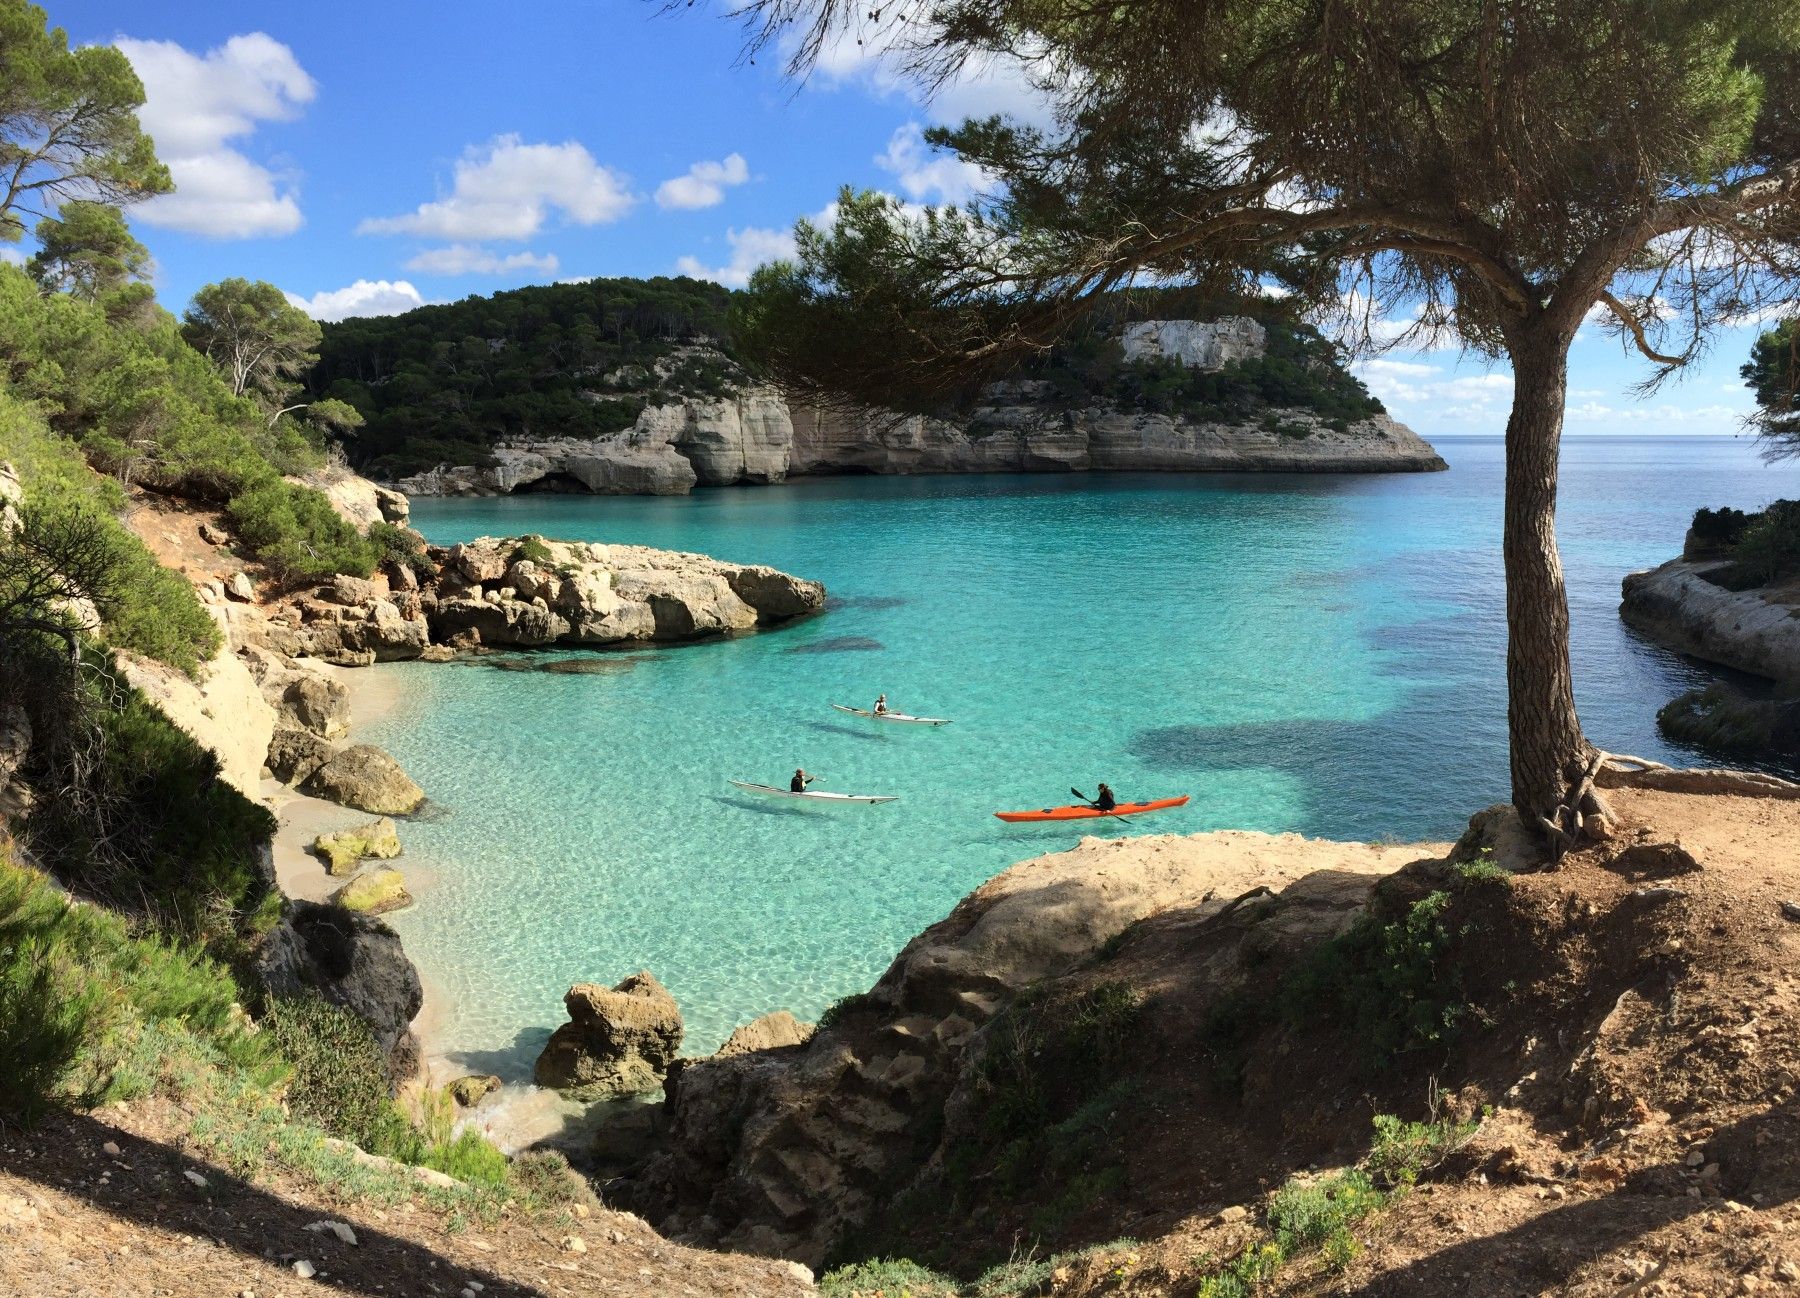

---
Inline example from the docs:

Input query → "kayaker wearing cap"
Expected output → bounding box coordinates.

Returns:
[873,694,889,715]
[790,768,815,793]
[1092,782,1117,812]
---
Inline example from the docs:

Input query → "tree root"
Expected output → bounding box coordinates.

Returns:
[1538,747,1800,857]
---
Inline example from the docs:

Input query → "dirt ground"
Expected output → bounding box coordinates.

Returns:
[1017,786,1800,1297]
[0,1096,811,1298]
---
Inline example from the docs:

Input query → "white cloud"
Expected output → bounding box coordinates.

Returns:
[799,21,1054,128]
[115,33,313,239]
[876,124,990,204]
[284,279,426,322]
[359,135,635,241]
[675,226,798,289]
[403,245,559,276]
[655,154,750,211]
[0,247,24,266]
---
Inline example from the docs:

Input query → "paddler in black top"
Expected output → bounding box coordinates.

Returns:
[1093,782,1118,812]
[790,768,815,793]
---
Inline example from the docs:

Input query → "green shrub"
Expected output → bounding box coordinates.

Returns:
[1365,1112,1480,1189]
[1729,499,1800,586]
[511,534,554,567]
[370,521,434,575]
[1686,505,1753,559]
[0,851,279,1121]
[262,995,393,1141]
[1281,888,1470,1068]
[226,479,378,585]
[820,1258,960,1297]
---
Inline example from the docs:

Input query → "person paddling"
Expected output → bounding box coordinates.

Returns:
[872,693,889,715]
[1072,782,1118,812]
[790,768,816,794]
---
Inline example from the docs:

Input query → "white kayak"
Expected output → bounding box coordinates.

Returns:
[830,703,953,726]
[729,780,898,804]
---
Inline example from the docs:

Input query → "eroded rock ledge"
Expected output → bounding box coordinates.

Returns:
[1619,557,1800,682]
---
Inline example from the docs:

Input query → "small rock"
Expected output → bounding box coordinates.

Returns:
[1701,1162,1722,1182]
[102,1141,121,1156]
[1216,1205,1250,1223]
[292,1259,316,1280]
[1781,900,1800,923]
[448,1074,501,1107]
[781,1260,815,1285]
[561,1235,587,1254]
[226,572,256,602]
[1774,1259,1799,1282]
[305,1220,358,1246]
[1686,1148,1707,1167]
[199,522,230,546]
[183,1170,208,1188]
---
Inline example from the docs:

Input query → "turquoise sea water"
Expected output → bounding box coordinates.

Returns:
[366,435,1800,1076]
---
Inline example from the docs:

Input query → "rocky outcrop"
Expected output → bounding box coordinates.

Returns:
[422,535,824,649]
[1120,316,1267,368]
[395,387,791,497]
[259,899,424,1084]
[310,816,402,876]
[301,745,426,816]
[0,701,31,818]
[287,466,410,531]
[716,1011,813,1058]
[534,972,685,1101]
[329,865,412,915]
[243,647,350,739]
[116,627,277,800]
[1620,558,1800,682]
[618,829,1438,1266]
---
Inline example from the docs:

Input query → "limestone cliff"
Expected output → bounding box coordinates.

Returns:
[393,319,1445,496]
[1620,557,1800,682]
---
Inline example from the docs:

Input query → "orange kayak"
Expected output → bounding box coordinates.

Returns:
[994,795,1190,824]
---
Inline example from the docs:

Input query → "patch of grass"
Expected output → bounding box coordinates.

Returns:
[1195,1111,1485,1294]
[1452,855,1514,888]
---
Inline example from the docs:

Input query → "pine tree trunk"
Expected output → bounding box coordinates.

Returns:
[1502,325,1593,828]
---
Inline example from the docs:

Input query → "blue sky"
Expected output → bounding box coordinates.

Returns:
[28,1,1779,440]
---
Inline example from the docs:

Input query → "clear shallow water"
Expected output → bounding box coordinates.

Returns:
[367,436,1800,1076]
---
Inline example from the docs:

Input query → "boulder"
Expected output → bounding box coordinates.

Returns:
[329,866,413,915]
[323,574,380,606]
[199,521,230,547]
[278,672,351,739]
[267,725,335,786]
[449,1074,501,1107]
[534,971,685,1101]
[226,572,256,602]
[259,900,423,1085]
[1449,804,1545,873]
[302,745,425,815]
[716,1011,814,1058]
[310,816,402,876]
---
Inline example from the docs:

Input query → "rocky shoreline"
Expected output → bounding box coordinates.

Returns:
[1620,556,1800,681]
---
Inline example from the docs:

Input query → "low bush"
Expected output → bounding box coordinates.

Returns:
[1729,499,1800,586]
[0,849,280,1122]
[226,479,378,585]
[1686,505,1754,559]
[817,990,882,1030]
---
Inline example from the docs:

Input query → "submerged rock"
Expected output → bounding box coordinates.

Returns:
[259,900,423,1085]
[329,866,413,915]
[302,745,426,816]
[784,636,884,654]
[449,1074,501,1107]
[310,816,402,876]
[534,971,685,1101]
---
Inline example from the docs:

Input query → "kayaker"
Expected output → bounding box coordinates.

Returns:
[873,694,889,715]
[790,768,815,793]
[1093,782,1117,812]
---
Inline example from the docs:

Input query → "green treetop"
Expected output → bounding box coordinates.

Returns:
[0,0,171,241]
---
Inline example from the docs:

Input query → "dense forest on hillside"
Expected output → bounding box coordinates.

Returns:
[309,278,1384,479]
[309,277,744,478]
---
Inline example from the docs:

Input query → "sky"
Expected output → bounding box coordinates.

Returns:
[28,0,1782,441]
